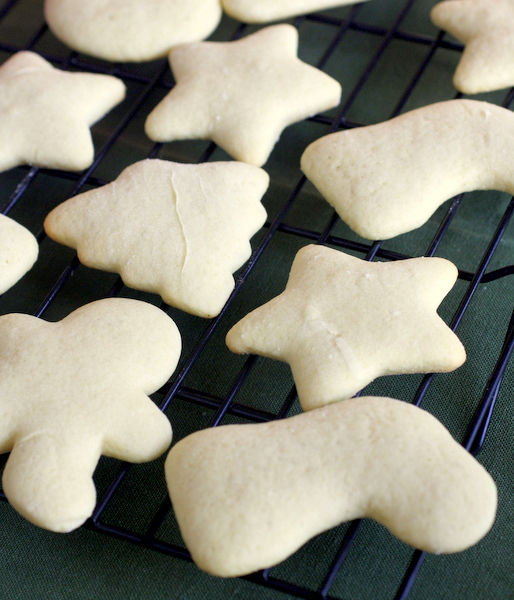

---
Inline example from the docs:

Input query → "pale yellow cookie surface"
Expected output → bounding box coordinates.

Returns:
[0,298,181,532]
[44,159,269,318]
[0,51,125,173]
[0,215,38,295]
[165,396,497,577]
[226,245,466,410]
[145,25,342,167]
[222,0,370,23]
[431,0,514,94]
[301,99,514,240]
[44,0,222,63]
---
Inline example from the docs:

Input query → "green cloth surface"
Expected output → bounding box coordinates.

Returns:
[0,0,514,598]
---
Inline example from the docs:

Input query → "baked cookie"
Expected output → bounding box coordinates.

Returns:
[44,0,222,63]
[301,99,514,240]
[0,215,38,295]
[226,245,466,410]
[44,159,269,318]
[431,0,514,94]
[165,396,497,577]
[0,298,181,532]
[0,51,125,173]
[145,25,342,167]
[221,0,370,23]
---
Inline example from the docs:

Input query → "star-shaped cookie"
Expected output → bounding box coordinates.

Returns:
[301,99,514,240]
[0,298,181,532]
[226,245,466,410]
[44,0,222,63]
[431,0,514,94]
[0,51,125,173]
[144,25,342,167]
[44,159,269,318]
[0,215,38,295]
[221,0,370,23]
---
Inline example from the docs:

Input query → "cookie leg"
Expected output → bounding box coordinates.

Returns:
[2,431,100,532]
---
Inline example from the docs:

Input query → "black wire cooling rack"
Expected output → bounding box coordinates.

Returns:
[1,0,514,599]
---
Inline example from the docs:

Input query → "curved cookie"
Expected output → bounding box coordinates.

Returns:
[301,99,514,240]
[431,0,514,94]
[145,25,342,167]
[44,159,269,318]
[221,0,370,23]
[0,215,38,295]
[165,396,497,577]
[0,298,181,532]
[0,51,125,173]
[226,245,465,410]
[44,0,222,63]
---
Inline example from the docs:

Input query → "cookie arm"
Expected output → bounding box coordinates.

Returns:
[101,389,172,463]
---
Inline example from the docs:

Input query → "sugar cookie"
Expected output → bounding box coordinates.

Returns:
[44,0,222,63]
[226,245,466,410]
[301,99,514,240]
[221,0,370,23]
[0,215,38,295]
[44,159,269,318]
[431,0,514,94]
[0,51,125,173]
[165,396,497,577]
[0,298,180,532]
[145,25,342,167]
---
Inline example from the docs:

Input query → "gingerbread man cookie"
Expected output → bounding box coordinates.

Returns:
[0,298,181,532]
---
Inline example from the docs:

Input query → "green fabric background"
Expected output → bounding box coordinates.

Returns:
[0,0,513,598]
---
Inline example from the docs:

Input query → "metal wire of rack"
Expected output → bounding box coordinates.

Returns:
[0,0,514,598]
